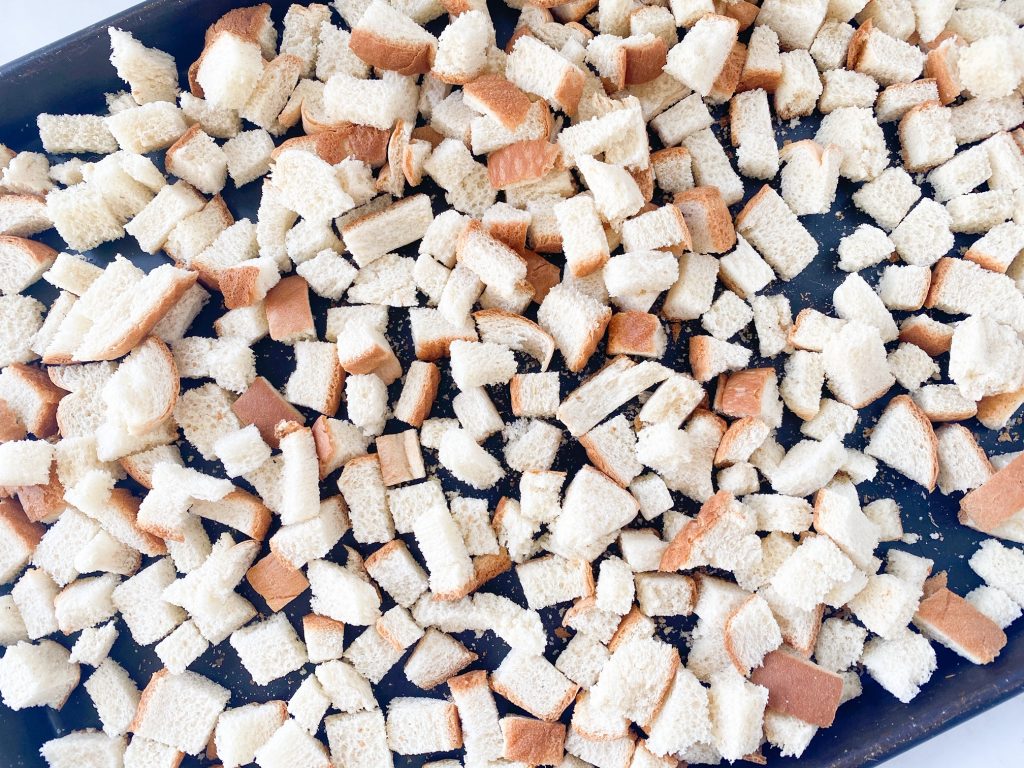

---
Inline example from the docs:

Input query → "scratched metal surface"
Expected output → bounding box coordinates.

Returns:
[0,2,1022,766]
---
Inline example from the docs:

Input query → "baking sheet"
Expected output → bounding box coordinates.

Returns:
[1,2,1022,766]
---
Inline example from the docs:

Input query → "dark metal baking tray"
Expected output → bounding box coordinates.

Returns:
[1,1,1022,766]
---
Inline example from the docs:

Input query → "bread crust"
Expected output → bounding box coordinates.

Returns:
[606,311,663,358]
[0,497,44,551]
[520,250,560,305]
[976,387,1024,431]
[463,74,533,131]
[502,716,567,765]
[887,394,941,491]
[914,578,1007,665]
[206,4,273,52]
[232,376,304,449]
[959,453,1024,534]
[925,40,963,105]
[675,186,736,254]
[487,139,561,190]
[749,649,844,728]
[394,362,439,428]
[661,490,736,572]
[899,316,953,357]
[246,551,310,611]
[273,126,390,168]
[846,17,873,71]
[554,67,585,117]
[265,275,314,343]
[708,41,746,103]
[349,29,434,76]
[713,368,773,420]
[624,36,668,86]
[473,308,556,371]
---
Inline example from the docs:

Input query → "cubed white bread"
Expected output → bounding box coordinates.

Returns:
[403,629,476,690]
[154,619,208,675]
[491,648,579,722]
[970,539,1024,608]
[307,559,381,627]
[750,294,793,358]
[688,335,752,383]
[0,439,53,487]
[384,697,462,755]
[53,572,120,634]
[775,50,824,120]
[861,630,936,703]
[875,79,940,125]
[730,88,779,180]
[0,193,51,239]
[230,612,308,686]
[84,658,139,737]
[735,185,818,281]
[707,667,768,762]
[682,129,744,206]
[1,152,51,196]
[41,254,101,298]
[813,107,888,185]
[664,14,739,97]
[253,718,331,768]
[197,32,265,111]
[0,639,80,710]
[0,595,28,646]
[324,710,392,768]
[165,125,227,195]
[537,284,612,374]
[779,140,842,216]
[222,129,274,187]
[946,318,1024,403]
[104,102,187,155]
[337,455,394,544]
[179,91,241,140]
[928,145,992,204]
[107,27,177,103]
[39,731,126,768]
[649,93,713,149]
[898,101,956,173]
[852,166,921,232]
[818,68,878,113]
[0,236,58,299]
[947,189,1015,235]
[887,341,939,391]
[768,534,857,612]
[215,701,289,768]
[966,222,1024,274]
[966,585,1023,630]
[111,558,185,646]
[130,669,229,755]
[0,295,44,369]
[701,291,753,341]
[288,672,331,734]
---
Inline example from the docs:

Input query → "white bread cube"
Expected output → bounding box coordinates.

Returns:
[861,630,936,703]
[965,585,1022,630]
[491,649,578,722]
[215,701,288,768]
[70,622,117,667]
[230,612,308,686]
[131,669,229,755]
[386,697,462,755]
[154,619,208,675]
[107,27,177,104]
[37,114,118,155]
[899,102,956,172]
[775,50,823,120]
[84,658,139,737]
[735,185,818,280]
[324,710,392,768]
[223,129,274,187]
[11,567,59,639]
[970,539,1024,608]
[111,558,185,646]
[40,731,126,768]
[197,32,265,111]
[0,639,80,710]
[852,166,921,232]
[650,93,714,148]
[818,68,877,113]
[180,91,241,140]
[664,14,739,96]
[105,102,187,155]
[308,559,381,626]
[254,719,330,768]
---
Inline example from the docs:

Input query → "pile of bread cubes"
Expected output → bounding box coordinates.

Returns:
[2,0,1024,765]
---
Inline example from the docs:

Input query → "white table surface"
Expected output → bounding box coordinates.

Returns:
[2,1,1023,766]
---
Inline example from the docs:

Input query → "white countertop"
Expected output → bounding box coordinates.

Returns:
[2,2,1023,766]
